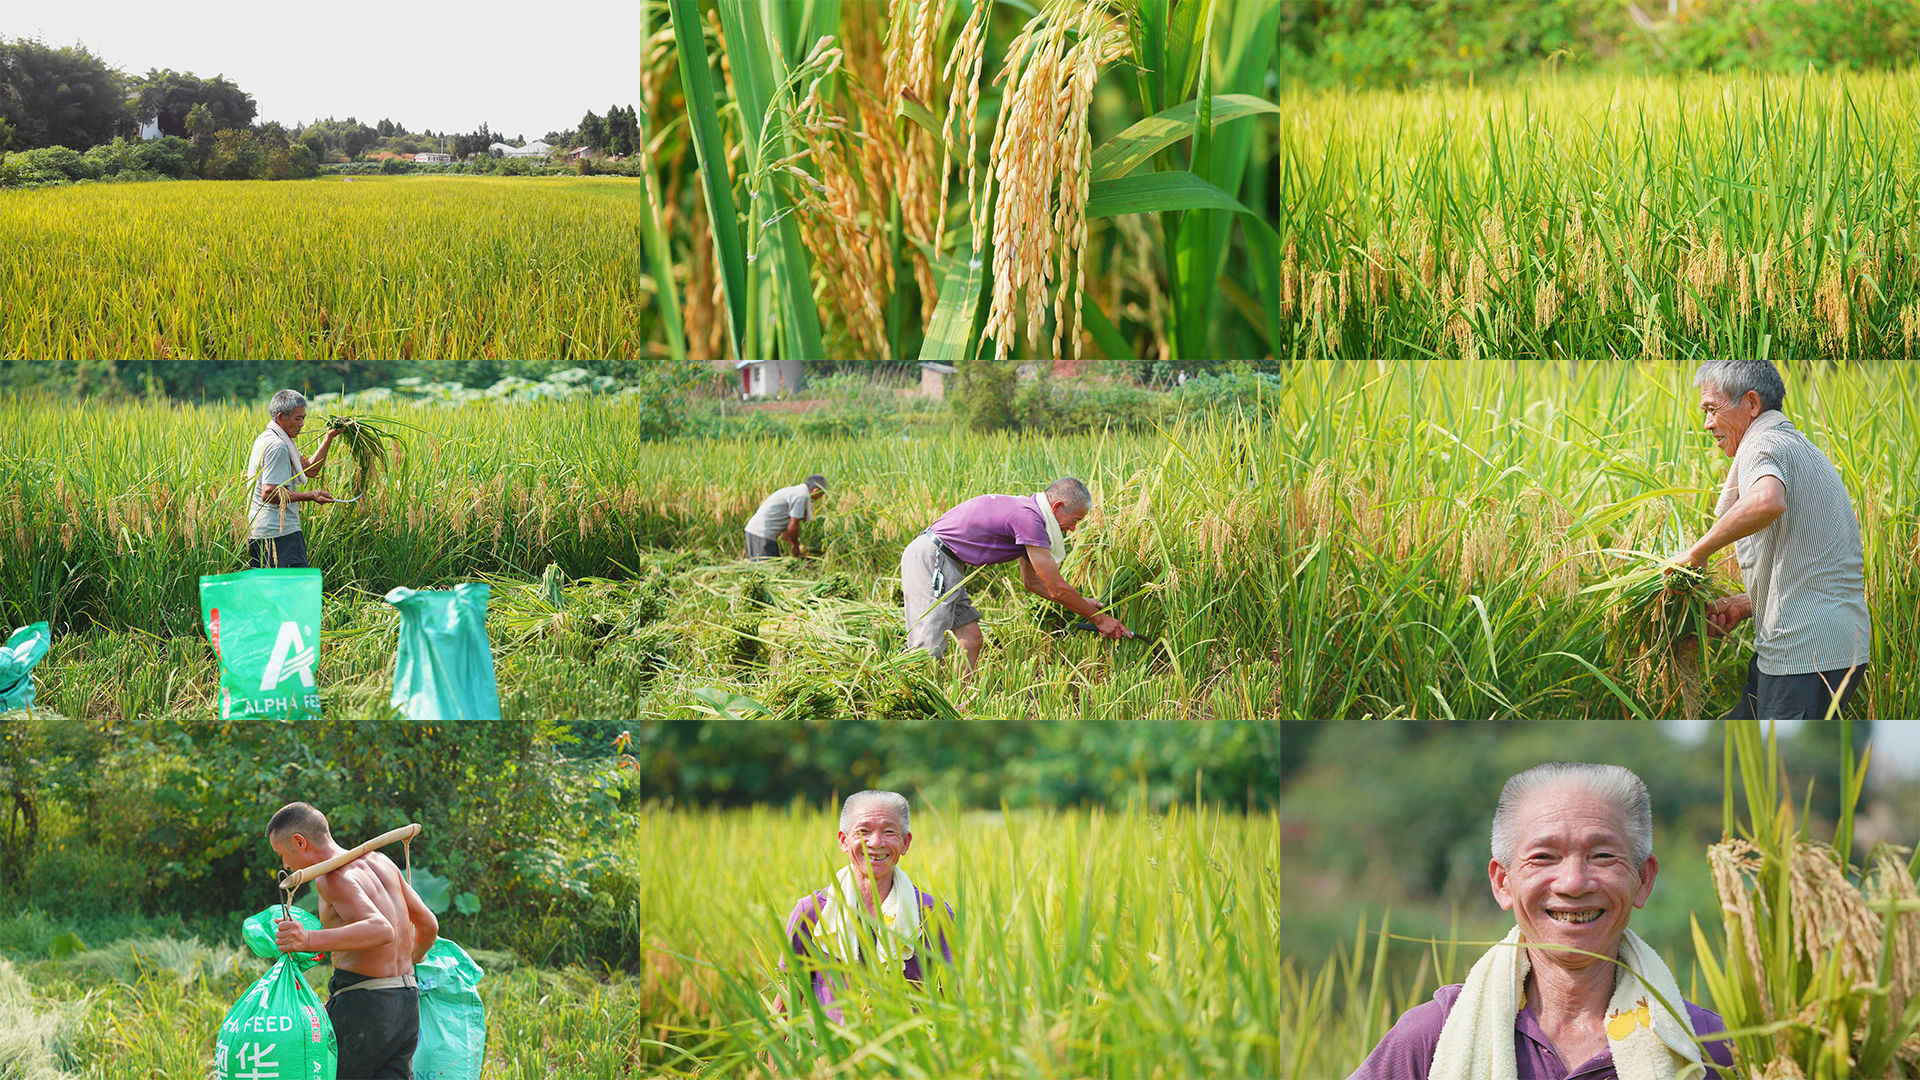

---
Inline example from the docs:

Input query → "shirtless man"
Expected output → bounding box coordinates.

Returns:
[268,802,438,1080]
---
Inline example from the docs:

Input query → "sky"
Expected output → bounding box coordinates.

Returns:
[0,1,638,141]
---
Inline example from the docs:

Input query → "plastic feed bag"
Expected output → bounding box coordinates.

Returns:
[386,583,500,722]
[216,906,337,1080]
[201,569,324,718]
[412,938,487,1080]
[0,621,50,711]
[242,905,326,969]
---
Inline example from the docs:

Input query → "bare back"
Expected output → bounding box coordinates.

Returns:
[318,850,418,978]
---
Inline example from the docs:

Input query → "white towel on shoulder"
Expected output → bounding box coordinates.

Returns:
[1430,926,1706,1080]
[1032,492,1066,564]
[815,865,920,966]
[247,420,307,486]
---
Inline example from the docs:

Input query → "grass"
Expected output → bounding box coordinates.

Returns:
[0,175,645,362]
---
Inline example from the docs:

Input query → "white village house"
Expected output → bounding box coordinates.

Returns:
[735,359,805,398]
[413,152,453,164]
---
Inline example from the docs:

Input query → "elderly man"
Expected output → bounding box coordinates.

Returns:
[746,474,828,561]
[778,790,953,1024]
[902,476,1130,668]
[1350,763,1734,1080]
[1676,359,1870,720]
[246,389,340,568]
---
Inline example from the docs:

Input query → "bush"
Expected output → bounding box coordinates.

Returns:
[134,136,192,178]
[0,145,100,186]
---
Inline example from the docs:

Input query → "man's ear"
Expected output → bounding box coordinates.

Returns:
[1488,858,1516,911]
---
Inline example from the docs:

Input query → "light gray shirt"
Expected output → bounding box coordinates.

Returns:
[246,430,302,539]
[746,483,813,540]
[1717,411,1870,675]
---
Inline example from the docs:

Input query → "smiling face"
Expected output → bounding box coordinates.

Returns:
[838,803,911,888]
[1699,381,1762,459]
[275,406,309,438]
[1489,784,1657,970]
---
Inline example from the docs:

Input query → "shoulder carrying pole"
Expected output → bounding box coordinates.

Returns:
[277,823,422,907]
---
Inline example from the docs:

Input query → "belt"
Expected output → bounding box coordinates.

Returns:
[921,528,967,568]
[330,973,418,995]
[920,529,969,598]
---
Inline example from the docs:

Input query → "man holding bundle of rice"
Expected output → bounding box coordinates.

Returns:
[245,389,340,568]
[901,476,1130,669]
[1674,358,1870,720]
[775,791,953,1024]
[1349,763,1735,1079]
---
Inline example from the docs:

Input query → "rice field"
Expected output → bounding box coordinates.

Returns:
[0,175,645,362]
[3,353,1913,723]
[631,802,1283,1076]
[1263,71,1920,363]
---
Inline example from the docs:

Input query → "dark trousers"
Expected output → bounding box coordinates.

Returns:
[745,531,782,561]
[326,971,419,1080]
[1723,655,1865,722]
[247,530,310,568]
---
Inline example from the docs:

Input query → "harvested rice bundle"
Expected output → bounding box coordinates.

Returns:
[1582,554,1717,716]
[323,414,407,496]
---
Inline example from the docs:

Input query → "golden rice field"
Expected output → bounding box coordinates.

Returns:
[0,175,644,362]
[1263,71,1920,364]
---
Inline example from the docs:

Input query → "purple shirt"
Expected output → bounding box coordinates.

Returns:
[1348,983,1736,1080]
[781,886,955,1022]
[928,494,1051,567]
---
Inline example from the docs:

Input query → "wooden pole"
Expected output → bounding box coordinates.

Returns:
[279,823,421,892]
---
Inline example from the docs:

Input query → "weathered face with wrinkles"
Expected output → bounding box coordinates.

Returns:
[838,804,911,886]
[1699,382,1762,458]
[1489,784,1657,971]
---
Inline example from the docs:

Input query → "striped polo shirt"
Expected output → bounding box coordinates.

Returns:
[1717,411,1870,676]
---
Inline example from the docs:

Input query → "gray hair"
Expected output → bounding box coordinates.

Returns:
[1491,762,1652,867]
[840,790,910,833]
[805,473,828,493]
[1045,476,1092,515]
[1693,359,1785,414]
[268,389,309,418]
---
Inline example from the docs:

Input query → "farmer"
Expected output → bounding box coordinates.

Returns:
[246,389,340,568]
[745,474,828,561]
[901,476,1129,669]
[1674,358,1870,720]
[1348,763,1735,1080]
[776,790,953,1024]
[268,802,438,1080]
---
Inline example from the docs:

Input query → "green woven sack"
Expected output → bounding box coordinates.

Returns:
[215,906,337,1079]
[386,583,500,722]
